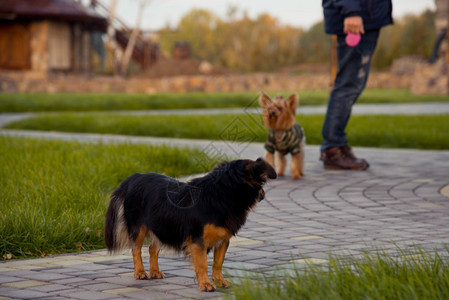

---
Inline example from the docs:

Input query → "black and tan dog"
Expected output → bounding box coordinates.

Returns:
[104,158,276,292]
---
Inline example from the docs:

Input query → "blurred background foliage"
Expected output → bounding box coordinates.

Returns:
[158,8,436,72]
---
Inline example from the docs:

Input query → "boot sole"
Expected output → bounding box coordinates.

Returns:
[324,164,369,171]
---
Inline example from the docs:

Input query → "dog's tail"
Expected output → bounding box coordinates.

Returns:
[104,182,130,253]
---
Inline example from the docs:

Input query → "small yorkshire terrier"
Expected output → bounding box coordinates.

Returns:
[259,93,305,180]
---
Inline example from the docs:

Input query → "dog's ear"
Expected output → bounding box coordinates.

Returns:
[286,94,298,113]
[252,158,277,181]
[259,93,272,108]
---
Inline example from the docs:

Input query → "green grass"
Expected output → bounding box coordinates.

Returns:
[5,113,449,150]
[0,136,219,259]
[1,89,448,112]
[0,92,260,112]
[231,248,449,300]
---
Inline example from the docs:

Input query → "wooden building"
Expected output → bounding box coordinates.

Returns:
[0,0,107,73]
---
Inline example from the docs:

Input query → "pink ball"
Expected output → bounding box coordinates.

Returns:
[346,32,361,47]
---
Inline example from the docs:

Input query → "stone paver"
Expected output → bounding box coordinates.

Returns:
[1,106,449,299]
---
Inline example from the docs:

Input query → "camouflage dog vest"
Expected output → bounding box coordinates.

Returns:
[264,123,304,156]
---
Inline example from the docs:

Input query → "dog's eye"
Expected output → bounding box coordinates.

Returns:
[278,107,283,111]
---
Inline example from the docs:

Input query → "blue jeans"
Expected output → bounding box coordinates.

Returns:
[321,30,380,153]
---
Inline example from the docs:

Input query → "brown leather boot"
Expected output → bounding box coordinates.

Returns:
[339,145,359,160]
[323,146,369,170]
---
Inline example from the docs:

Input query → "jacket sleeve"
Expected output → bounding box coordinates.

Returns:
[333,0,362,17]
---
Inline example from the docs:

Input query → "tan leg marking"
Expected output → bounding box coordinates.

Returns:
[292,146,304,179]
[189,242,215,292]
[291,154,302,180]
[132,226,148,280]
[265,152,275,170]
[203,225,232,248]
[276,152,287,176]
[149,241,165,279]
[212,240,230,288]
[188,225,232,292]
[291,140,305,179]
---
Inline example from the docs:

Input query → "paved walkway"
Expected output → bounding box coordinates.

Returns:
[2,102,449,127]
[1,106,449,299]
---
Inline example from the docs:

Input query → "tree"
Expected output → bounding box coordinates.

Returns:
[121,0,151,75]
[105,0,121,75]
[297,21,329,64]
[373,9,436,69]
[158,8,437,72]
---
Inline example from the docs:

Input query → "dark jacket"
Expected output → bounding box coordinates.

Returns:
[322,0,393,35]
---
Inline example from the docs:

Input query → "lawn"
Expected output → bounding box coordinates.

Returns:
[0,136,219,259]
[5,113,449,150]
[231,249,449,300]
[1,89,448,112]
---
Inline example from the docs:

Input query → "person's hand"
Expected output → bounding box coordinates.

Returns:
[344,16,365,34]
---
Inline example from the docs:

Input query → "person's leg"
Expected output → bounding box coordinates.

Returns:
[321,30,380,153]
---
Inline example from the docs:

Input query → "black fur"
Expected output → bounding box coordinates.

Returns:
[104,158,276,252]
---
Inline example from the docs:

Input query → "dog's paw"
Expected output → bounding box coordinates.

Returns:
[198,281,216,292]
[213,277,230,288]
[291,170,303,180]
[292,173,301,180]
[134,270,149,280]
[150,270,165,279]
